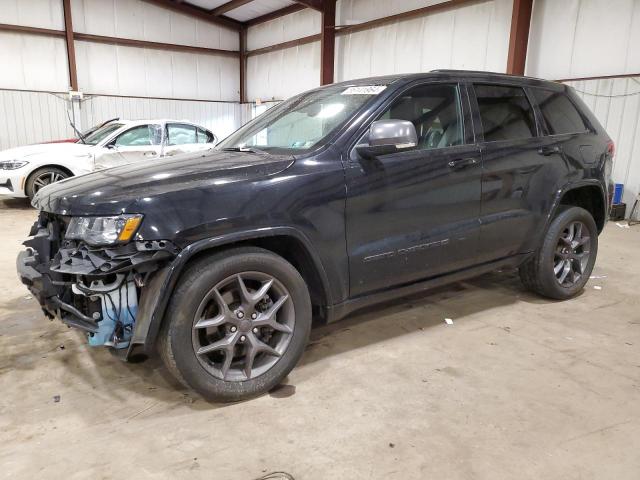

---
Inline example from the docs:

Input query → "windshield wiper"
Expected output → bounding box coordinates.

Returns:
[220,146,268,154]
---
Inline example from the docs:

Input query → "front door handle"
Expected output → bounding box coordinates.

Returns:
[144,151,158,157]
[538,145,561,156]
[448,157,478,170]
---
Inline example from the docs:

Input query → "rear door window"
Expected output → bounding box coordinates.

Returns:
[114,124,162,146]
[167,124,197,145]
[196,127,214,144]
[531,88,588,135]
[474,85,537,142]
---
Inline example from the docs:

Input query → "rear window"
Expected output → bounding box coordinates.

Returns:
[532,88,588,135]
[474,85,537,142]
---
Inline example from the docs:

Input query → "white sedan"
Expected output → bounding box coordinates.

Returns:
[0,119,217,199]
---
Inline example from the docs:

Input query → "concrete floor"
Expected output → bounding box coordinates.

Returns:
[0,198,639,480]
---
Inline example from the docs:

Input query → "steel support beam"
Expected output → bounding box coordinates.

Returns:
[336,0,483,35]
[62,0,78,91]
[239,27,247,102]
[320,0,335,85]
[73,32,238,57]
[211,0,254,16]
[142,0,243,30]
[506,0,533,75]
[292,0,324,12]
[246,0,484,57]
[245,4,307,27]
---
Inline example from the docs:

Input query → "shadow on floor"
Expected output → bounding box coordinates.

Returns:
[0,198,31,210]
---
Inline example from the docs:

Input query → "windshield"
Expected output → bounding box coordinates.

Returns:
[217,83,390,154]
[83,123,124,145]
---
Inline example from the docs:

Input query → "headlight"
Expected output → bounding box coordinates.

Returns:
[65,214,143,246]
[0,160,28,170]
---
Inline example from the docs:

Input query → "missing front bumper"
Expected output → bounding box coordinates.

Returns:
[17,214,178,356]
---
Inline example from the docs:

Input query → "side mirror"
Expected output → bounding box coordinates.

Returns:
[356,119,418,159]
[106,144,116,150]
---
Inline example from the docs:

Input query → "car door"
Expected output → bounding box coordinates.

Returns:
[94,124,163,170]
[470,83,567,263]
[345,82,482,296]
[163,123,216,157]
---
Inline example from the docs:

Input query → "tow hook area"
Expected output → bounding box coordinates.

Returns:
[73,274,138,349]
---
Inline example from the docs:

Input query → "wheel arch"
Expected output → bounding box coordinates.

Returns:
[130,227,333,358]
[555,182,607,233]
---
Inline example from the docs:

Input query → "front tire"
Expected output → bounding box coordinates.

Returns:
[519,206,598,300]
[158,247,312,402]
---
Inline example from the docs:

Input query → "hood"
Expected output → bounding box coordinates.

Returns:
[0,142,93,161]
[33,149,295,215]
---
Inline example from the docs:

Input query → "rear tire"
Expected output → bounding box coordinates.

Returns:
[158,247,312,402]
[519,206,598,300]
[25,167,70,199]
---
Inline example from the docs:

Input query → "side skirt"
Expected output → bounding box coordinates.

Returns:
[325,253,532,323]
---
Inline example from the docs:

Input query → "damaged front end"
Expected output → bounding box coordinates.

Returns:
[16,211,178,356]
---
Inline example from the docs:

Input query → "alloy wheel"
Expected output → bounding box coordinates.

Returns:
[553,221,591,287]
[32,171,66,192]
[192,271,295,381]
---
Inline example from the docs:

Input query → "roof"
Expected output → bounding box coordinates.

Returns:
[321,70,563,91]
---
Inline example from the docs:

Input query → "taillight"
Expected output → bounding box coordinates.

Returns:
[607,140,615,159]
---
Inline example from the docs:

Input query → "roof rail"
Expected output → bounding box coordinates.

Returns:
[431,69,512,76]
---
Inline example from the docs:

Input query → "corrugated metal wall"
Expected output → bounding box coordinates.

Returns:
[246,8,321,101]
[0,0,244,150]
[0,0,240,102]
[335,0,512,82]
[246,0,513,101]
[566,77,640,214]
[0,89,75,150]
[527,0,640,216]
[79,94,243,140]
[0,89,243,150]
[527,0,640,80]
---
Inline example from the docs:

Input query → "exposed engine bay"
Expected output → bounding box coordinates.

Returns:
[17,211,177,351]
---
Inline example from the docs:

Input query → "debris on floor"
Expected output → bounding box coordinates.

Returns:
[590,275,607,279]
[594,286,603,290]
[444,318,453,325]
[53,395,60,403]
[616,222,630,229]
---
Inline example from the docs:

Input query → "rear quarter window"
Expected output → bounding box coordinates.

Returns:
[474,84,537,142]
[531,88,588,135]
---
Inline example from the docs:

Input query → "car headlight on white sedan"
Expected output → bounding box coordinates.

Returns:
[65,214,144,246]
[0,160,29,170]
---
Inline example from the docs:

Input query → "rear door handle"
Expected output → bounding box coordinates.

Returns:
[538,145,561,156]
[144,151,158,157]
[448,157,478,170]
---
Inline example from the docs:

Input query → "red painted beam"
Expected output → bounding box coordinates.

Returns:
[239,27,247,102]
[245,4,306,27]
[142,0,243,30]
[506,0,533,75]
[210,0,254,16]
[62,0,78,91]
[292,0,324,12]
[320,0,335,85]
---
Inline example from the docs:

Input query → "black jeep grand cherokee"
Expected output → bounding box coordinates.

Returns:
[18,71,613,401]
